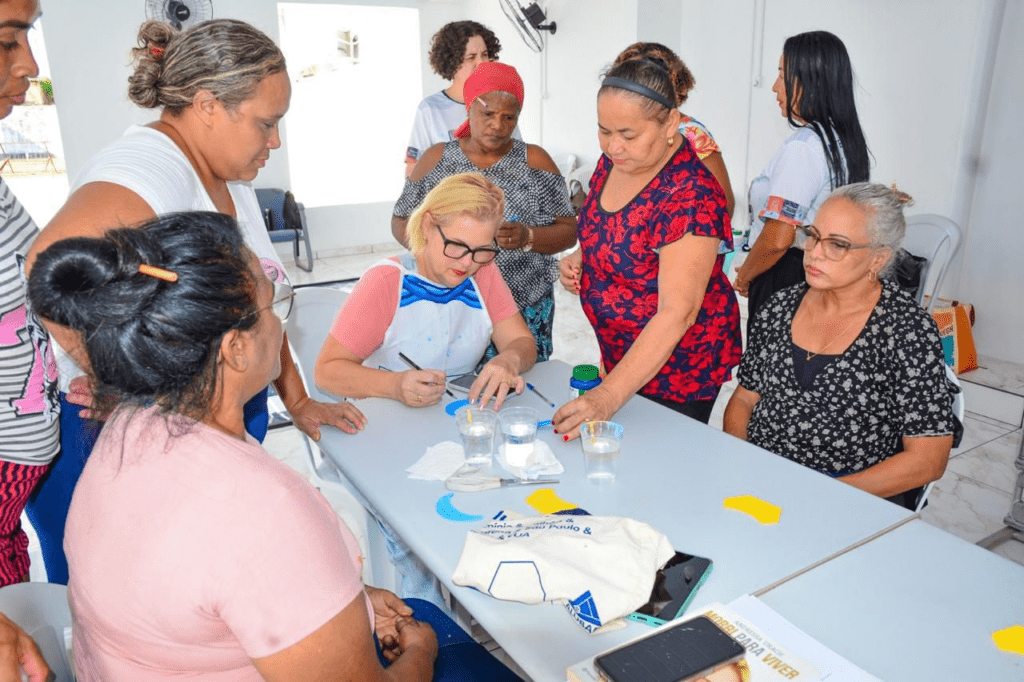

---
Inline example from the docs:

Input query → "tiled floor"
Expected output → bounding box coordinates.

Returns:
[272,247,1024,570]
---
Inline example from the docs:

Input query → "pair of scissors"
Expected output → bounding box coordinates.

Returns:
[445,471,559,492]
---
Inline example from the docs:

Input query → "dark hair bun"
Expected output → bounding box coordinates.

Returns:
[28,234,164,333]
[29,212,258,417]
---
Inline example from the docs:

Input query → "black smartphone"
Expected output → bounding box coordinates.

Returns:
[594,615,745,682]
[628,551,713,626]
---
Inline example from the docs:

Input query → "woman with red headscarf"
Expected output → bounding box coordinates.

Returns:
[392,62,576,361]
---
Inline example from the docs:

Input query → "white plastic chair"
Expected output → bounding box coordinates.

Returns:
[286,286,397,589]
[0,582,75,680]
[915,365,966,512]
[902,214,962,312]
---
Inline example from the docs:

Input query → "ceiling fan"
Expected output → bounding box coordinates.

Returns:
[498,0,556,53]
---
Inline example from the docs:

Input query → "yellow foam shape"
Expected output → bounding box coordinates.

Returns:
[992,624,1024,655]
[723,495,781,525]
[526,488,577,514]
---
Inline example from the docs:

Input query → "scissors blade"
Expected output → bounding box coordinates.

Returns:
[500,478,559,487]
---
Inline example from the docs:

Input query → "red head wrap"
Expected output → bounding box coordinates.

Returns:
[453,62,525,139]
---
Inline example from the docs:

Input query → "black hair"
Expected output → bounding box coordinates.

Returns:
[28,212,258,421]
[782,31,871,187]
[600,43,691,123]
[429,20,501,81]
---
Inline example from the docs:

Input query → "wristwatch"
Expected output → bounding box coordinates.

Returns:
[522,227,535,253]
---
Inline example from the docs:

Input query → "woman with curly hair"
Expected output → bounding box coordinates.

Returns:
[405,20,520,177]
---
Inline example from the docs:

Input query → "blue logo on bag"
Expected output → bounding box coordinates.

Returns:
[567,590,602,631]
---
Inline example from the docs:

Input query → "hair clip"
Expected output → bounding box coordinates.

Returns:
[150,46,165,58]
[138,263,178,282]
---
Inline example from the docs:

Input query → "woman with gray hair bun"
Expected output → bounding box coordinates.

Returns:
[26,18,366,586]
[725,182,959,510]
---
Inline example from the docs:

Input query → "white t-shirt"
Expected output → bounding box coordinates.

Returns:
[54,125,288,391]
[747,126,837,246]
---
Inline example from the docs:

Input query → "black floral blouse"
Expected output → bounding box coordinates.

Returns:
[738,280,956,476]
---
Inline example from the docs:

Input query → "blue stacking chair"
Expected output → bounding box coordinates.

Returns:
[255,188,314,273]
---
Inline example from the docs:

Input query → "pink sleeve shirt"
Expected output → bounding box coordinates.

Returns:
[66,406,368,680]
[330,258,520,359]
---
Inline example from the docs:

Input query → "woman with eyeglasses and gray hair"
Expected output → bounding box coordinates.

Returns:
[724,183,959,509]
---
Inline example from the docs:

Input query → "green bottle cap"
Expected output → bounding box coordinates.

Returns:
[572,364,599,381]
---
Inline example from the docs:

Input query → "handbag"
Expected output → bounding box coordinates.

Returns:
[931,300,978,374]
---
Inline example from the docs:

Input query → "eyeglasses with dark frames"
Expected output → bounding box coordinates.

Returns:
[795,225,874,262]
[436,224,499,264]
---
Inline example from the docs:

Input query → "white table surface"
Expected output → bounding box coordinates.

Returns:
[319,360,912,681]
[757,518,1024,682]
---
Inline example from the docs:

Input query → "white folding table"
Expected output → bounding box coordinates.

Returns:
[756,518,1024,681]
[319,360,913,680]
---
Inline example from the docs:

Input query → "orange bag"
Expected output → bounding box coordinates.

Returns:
[931,301,978,374]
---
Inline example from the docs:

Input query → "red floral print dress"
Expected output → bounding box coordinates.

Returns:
[578,140,741,404]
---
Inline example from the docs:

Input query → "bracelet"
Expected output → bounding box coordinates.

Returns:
[522,227,535,253]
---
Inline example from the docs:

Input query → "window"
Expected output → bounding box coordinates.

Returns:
[277,3,422,207]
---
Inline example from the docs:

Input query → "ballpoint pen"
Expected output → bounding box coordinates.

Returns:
[398,352,455,398]
[526,383,556,409]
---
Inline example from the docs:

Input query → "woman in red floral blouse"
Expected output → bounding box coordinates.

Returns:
[553,49,741,438]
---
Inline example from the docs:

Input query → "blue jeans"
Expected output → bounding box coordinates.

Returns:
[377,599,522,681]
[25,388,270,584]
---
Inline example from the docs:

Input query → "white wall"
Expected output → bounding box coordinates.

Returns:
[955,0,1024,363]
[676,0,993,226]
[39,0,1024,361]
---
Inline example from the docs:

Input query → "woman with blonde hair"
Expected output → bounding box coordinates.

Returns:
[26,18,365,585]
[318,172,536,409]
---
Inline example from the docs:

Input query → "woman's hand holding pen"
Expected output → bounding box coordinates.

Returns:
[395,369,447,407]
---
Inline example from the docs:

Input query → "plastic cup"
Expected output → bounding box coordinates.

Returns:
[498,406,539,467]
[580,421,624,482]
[456,408,498,465]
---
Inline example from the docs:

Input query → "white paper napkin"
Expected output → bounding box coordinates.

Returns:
[406,441,467,481]
[497,440,563,480]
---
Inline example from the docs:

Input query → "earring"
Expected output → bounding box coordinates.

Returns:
[668,136,675,145]
[868,270,877,282]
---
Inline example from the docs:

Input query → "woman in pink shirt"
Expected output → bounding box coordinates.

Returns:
[28,211,521,680]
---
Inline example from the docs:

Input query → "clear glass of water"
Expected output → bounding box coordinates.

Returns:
[456,407,498,465]
[498,406,539,467]
[580,421,624,482]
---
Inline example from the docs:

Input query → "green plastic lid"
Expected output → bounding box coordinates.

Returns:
[572,364,600,381]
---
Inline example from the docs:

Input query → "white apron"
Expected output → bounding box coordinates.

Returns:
[363,253,493,376]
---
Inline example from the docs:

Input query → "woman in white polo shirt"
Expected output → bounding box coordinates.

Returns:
[734,30,871,321]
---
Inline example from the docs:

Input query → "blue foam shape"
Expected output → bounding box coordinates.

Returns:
[446,399,471,416]
[435,492,484,522]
